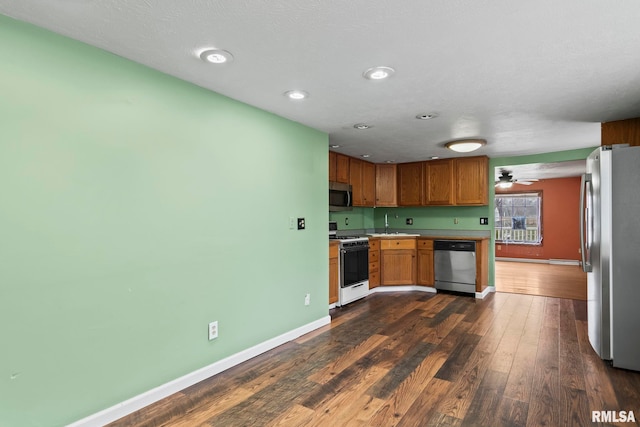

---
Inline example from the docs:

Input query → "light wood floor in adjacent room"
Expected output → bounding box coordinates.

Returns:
[495,260,587,300]
[109,291,640,427]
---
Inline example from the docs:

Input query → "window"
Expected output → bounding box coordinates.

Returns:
[495,192,542,244]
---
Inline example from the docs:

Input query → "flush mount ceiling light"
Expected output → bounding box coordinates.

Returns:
[284,90,309,100]
[445,138,487,153]
[361,154,371,158]
[416,113,438,120]
[384,160,396,163]
[353,123,372,130]
[329,144,340,149]
[363,66,395,80]
[199,48,234,64]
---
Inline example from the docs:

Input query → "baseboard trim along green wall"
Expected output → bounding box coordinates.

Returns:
[68,316,330,426]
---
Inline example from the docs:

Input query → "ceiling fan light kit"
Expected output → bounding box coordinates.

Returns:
[445,138,487,153]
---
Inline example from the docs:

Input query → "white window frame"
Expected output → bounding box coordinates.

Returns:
[494,192,542,245]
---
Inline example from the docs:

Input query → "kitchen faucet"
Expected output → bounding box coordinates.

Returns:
[384,213,389,234]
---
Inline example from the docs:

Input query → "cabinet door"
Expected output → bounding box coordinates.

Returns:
[398,162,423,206]
[381,249,416,285]
[375,164,398,207]
[601,117,640,146]
[329,151,337,182]
[329,256,339,304]
[417,249,434,286]
[455,156,488,205]
[350,158,364,206]
[362,161,376,206]
[424,159,454,205]
[336,153,350,184]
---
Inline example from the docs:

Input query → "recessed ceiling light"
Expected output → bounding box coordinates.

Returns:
[361,154,371,158]
[284,90,309,100]
[353,123,372,130]
[429,156,439,160]
[199,49,233,64]
[363,66,395,80]
[445,139,487,153]
[329,144,340,149]
[385,160,396,163]
[416,113,438,120]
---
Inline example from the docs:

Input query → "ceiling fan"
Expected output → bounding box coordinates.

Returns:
[495,169,539,188]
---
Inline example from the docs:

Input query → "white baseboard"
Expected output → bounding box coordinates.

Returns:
[370,285,437,294]
[475,286,495,299]
[496,257,580,266]
[68,315,331,427]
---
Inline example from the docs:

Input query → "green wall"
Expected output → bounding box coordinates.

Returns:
[0,16,328,426]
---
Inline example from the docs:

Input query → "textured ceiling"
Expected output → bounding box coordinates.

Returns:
[2,1,640,165]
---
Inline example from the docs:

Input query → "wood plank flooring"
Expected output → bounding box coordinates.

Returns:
[109,292,640,427]
[495,261,587,300]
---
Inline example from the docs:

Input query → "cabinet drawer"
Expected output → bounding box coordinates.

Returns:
[380,238,417,250]
[369,250,380,263]
[368,239,380,251]
[369,271,380,287]
[417,239,433,250]
[369,261,379,273]
[329,243,339,258]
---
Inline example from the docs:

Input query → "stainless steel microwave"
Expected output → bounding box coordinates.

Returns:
[329,182,353,211]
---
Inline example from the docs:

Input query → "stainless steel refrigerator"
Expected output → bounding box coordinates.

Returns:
[580,145,640,371]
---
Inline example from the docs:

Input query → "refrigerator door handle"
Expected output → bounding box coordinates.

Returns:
[580,173,593,272]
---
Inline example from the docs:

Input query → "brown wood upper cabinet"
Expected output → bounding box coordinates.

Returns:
[397,162,424,206]
[335,153,350,184]
[328,151,337,182]
[375,164,398,207]
[397,156,487,207]
[455,156,488,205]
[350,158,376,207]
[601,117,640,146]
[424,159,455,205]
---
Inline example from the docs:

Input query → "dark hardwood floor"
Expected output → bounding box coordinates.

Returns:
[109,292,640,426]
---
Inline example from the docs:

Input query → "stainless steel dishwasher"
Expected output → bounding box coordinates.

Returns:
[434,240,476,294]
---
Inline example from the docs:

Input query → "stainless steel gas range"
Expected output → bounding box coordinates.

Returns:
[329,222,369,306]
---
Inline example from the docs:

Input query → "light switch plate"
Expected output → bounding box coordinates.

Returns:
[297,218,305,230]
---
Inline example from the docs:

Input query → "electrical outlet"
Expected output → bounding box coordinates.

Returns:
[289,217,295,229]
[297,218,305,230]
[406,218,413,225]
[480,217,488,225]
[208,321,218,341]
[454,218,459,224]
[304,293,310,306]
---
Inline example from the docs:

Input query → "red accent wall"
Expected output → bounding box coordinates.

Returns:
[495,177,581,261]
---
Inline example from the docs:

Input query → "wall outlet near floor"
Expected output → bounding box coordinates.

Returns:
[208,321,218,341]
[480,217,488,225]
[297,218,306,230]
[454,218,459,224]
[406,218,413,225]
[304,293,310,306]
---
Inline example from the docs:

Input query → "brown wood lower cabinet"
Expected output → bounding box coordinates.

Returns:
[329,242,339,304]
[380,238,416,285]
[368,238,380,288]
[417,238,434,286]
